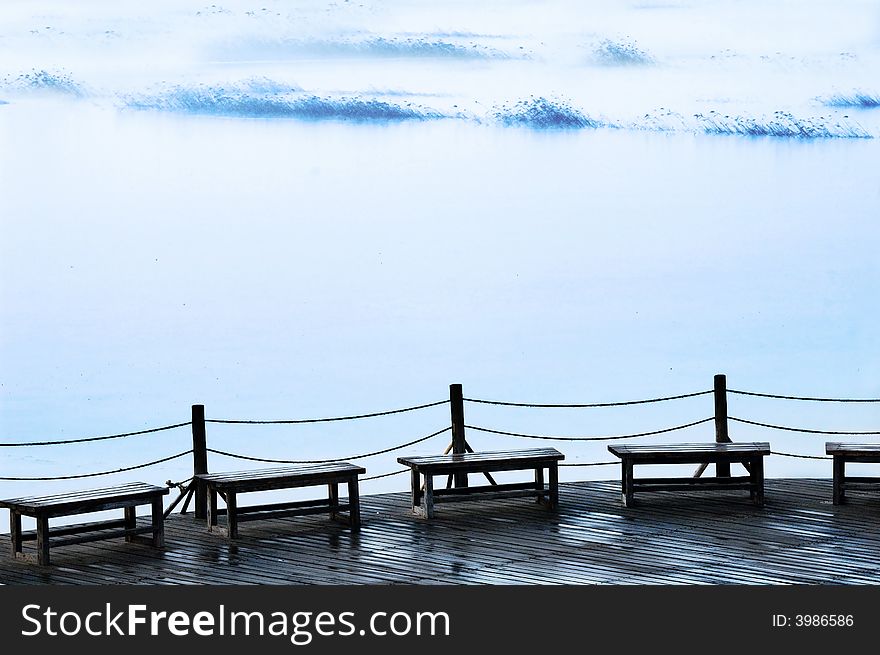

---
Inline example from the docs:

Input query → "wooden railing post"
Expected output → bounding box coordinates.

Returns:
[450,384,468,488]
[714,374,730,477]
[192,404,208,519]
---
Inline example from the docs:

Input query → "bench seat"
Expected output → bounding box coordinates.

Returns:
[607,442,770,507]
[397,448,564,519]
[0,482,169,566]
[825,443,880,504]
[195,462,365,539]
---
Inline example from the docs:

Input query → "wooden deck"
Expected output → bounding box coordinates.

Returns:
[2,479,880,585]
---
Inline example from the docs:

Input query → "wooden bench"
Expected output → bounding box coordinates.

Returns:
[0,482,169,566]
[825,443,880,505]
[607,442,770,507]
[195,463,365,539]
[397,448,564,519]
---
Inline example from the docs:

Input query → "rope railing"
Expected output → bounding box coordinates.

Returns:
[0,450,193,481]
[165,476,194,491]
[730,417,880,435]
[730,389,880,403]
[465,417,714,442]
[463,389,711,408]
[362,469,410,481]
[206,426,451,465]
[0,421,191,448]
[205,399,448,425]
[771,451,832,460]
[4,379,880,490]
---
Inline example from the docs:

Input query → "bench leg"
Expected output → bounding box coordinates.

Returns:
[124,506,137,543]
[208,487,219,531]
[36,514,50,566]
[424,473,435,519]
[751,457,765,507]
[833,456,845,505]
[548,463,559,510]
[410,469,421,512]
[622,461,634,507]
[151,497,165,547]
[535,467,545,504]
[749,459,756,500]
[347,477,361,529]
[10,511,22,559]
[226,491,239,539]
[329,482,339,520]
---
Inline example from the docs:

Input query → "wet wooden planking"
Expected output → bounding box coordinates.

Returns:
[2,479,880,585]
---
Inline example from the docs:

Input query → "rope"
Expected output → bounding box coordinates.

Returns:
[206,426,451,464]
[0,450,193,481]
[206,399,448,425]
[465,417,714,441]
[463,390,711,408]
[730,389,880,403]
[560,461,618,467]
[771,451,832,460]
[165,476,194,491]
[730,417,880,435]
[362,469,409,481]
[0,421,191,447]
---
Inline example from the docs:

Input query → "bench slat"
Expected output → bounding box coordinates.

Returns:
[398,448,563,470]
[608,443,769,462]
[3,493,168,519]
[0,483,163,506]
[401,459,561,476]
[0,483,168,513]
[608,443,770,456]
[198,462,365,485]
[826,442,880,455]
[0,482,166,509]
